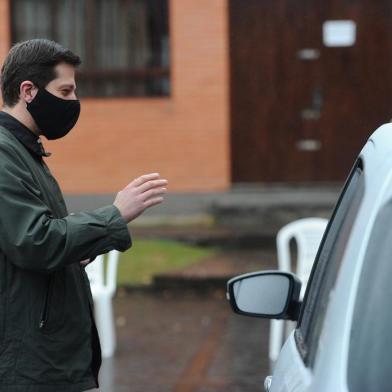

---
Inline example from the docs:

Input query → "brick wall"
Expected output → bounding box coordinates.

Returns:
[0,0,10,61]
[0,0,231,194]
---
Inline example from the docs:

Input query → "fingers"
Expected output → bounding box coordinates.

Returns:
[144,196,164,209]
[115,173,168,223]
[132,173,160,187]
[138,179,168,193]
[142,187,167,202]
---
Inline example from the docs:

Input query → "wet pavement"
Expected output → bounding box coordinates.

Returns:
[94,289,270,392]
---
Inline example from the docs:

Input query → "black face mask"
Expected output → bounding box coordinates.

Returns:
[26,88,81,140]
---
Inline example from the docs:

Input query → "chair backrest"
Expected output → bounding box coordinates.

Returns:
[85,250,120,295]
[276,218,328,296]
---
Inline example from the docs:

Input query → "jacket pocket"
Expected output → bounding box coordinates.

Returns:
[38,271,66,333]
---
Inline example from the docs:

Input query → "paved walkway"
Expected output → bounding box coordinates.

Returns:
[90,248,278,391]
[94,290,270,392]
[84,187,323,391]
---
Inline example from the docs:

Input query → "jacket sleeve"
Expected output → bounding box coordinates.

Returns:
[0,144,132,272]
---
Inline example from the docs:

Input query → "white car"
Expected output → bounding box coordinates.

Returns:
[227,123,392,392]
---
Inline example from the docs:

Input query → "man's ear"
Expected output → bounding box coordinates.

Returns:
[20,81,37,104]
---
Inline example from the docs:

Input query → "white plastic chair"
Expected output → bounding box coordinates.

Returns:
[85,250,120,358]
[269,218,328,364]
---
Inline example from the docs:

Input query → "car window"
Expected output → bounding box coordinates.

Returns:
[348,201,392,391]
[295,160,364,366]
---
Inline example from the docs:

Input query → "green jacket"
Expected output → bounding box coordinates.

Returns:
[0,126,132,391]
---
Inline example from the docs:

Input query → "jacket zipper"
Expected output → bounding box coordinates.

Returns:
[39,277,52,329]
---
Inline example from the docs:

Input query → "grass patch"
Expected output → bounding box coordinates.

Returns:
[117,239,216,286]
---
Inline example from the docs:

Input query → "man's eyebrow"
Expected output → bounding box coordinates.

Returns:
[58,83,76,89]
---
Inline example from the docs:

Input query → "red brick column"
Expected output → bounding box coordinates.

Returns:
[0,0,11,106]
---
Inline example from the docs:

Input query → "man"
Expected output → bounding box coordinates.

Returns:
[0,39,167,391]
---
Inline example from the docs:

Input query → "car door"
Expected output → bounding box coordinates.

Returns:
[347,200,392,391]
[269,160,365,392]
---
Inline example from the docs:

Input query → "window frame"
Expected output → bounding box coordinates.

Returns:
[294,159,365,366]
[10,0,171,98]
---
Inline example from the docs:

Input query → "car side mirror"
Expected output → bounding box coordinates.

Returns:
[227,271,302,321]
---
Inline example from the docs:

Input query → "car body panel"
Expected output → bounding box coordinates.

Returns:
[269,123,392,392]
[271,332,311,392]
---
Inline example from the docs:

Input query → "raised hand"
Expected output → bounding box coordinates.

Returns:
[113,173,168,223]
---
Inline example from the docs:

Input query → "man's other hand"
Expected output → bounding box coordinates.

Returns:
[113,173,168,223]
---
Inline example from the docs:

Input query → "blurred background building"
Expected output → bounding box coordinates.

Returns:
[0,0,391,198]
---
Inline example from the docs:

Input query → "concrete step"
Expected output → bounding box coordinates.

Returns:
[152,249,277,291]
[125,184,340,248]
[131,225,276,249]
[210,185,339,236]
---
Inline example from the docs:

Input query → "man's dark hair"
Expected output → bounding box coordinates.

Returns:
[1,38,81,107]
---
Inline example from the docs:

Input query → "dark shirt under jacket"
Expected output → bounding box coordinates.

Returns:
[0,111,51,158]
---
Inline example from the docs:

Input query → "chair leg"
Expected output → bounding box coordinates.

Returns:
[269,319,284,365]
[94,295,116,358]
